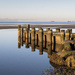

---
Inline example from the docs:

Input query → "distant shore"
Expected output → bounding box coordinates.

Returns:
[0,24,75,29]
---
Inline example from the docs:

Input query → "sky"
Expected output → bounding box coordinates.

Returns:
[0,0,75,21]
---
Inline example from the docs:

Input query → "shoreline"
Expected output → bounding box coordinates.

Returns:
[0,24,75,29]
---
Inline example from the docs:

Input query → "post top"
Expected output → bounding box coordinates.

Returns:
[39,28,43,30]
[48,30,52,33]
[61,30,65,32]
[32,27,35,30]
[66,30,69,33]
[26,24,30,28]
[46,28,50,31]
[18,25,21,27]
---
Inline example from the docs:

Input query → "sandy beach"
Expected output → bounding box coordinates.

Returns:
[0,24,75,29]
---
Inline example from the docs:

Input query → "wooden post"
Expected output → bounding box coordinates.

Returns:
[65,30,70,40]
[18,25,21,48]
[26,24,30,39]
[39,28,43,42]
[56,28,60,32]
[70,34,73,40]
[61,30,65,44]
[21,28,23,46]
[43,35,44,45]
[68,29,72,34]
[46,28,50,32]
[26,28,28,39]
[18,25,21,38]
[31,27,35,40]
[47,30,52,45]
[23,30,25,42]
[21,28,23,38]
[26,24,30,30]
[28,31,30,43]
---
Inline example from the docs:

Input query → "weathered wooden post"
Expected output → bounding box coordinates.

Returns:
[56,28,60,32]
[70,34,73,40]
[68,29,72,34]
[18,25,21,48]
[20,28,23,46]
[46,30,52,57]
[18,25,21,38]
[27,24,30,30]
[26,24,30,39]
[46,28,50,43]
[39,28,43,42]
[21,28,23,38]
[65,30,70,40]
[68,29,72,40]
[28,31,31,43]
[25,28,27,39]
[46,28,50,32]
[61,30,65,44]
[31,27,35,41]
[43,34,45,42]
[23,29,26,42]
[47,30,52,45]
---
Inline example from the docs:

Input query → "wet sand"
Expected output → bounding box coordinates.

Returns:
[0,24,75,29]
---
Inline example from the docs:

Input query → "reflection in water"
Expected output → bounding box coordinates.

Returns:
[18,25,75,74]
[18,36,75,74]
[18,37,53,56]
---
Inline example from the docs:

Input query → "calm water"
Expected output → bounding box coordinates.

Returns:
[0,28,75,75]
[0,29,54,75]
[0,22,75,25]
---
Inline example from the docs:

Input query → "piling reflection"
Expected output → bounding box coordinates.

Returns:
[18,37,53,55]
[18,37,75,74]
[18,36,75,66]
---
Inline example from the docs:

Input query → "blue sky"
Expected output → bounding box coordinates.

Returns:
[0,0,75,21]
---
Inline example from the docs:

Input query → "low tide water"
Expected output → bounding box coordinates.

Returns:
[0,25,75,75]
[0,29,54,75]
[0,22,75,25]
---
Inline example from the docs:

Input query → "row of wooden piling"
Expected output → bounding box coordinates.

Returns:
[18,24,74,45]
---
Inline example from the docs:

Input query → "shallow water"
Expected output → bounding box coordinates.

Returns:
[0,22,75,25]
[0,28,75,75]
[0,29,54,75]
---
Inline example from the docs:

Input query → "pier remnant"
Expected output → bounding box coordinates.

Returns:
[18,24,75,68]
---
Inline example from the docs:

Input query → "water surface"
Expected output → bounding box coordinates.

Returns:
[0,22,75,25]
[0,29,53,75]
[0,27,75,75]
